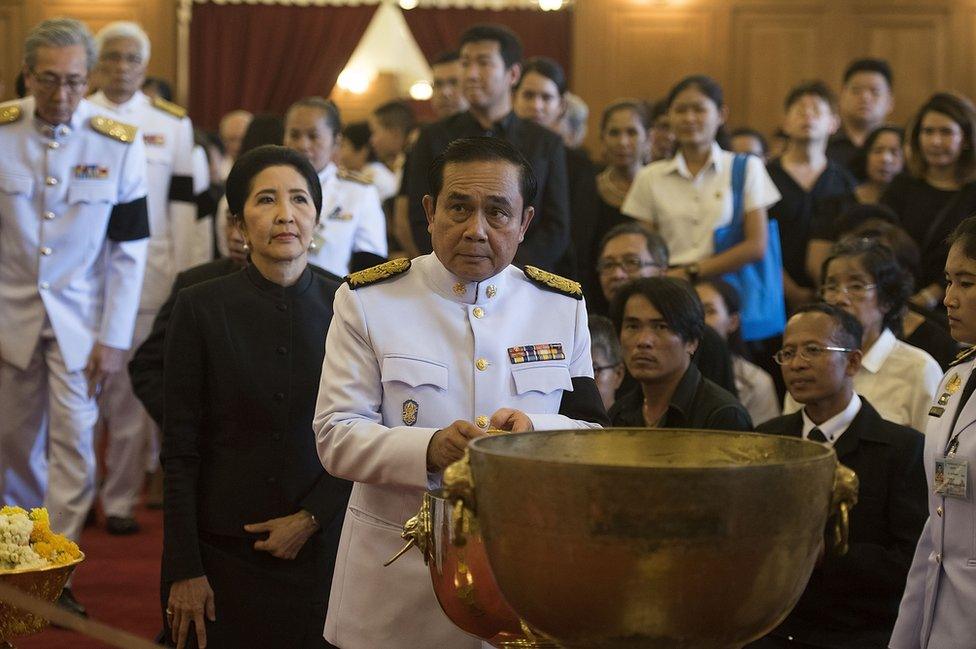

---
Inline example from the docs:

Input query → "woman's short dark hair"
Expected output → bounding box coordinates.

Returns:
[600,98,651,133]
[459,24,523,69]
[665,75,729,148]
[849,125,903,181]
[947,215,976,261]
[342,121,372,151]
[845,218,921,286]
[516,56,567,95]
[791,303,864,352]
[821,238,911,334]
[225,145,323,221]
[286,96,342,136]
[427,137,536,207]
[239,113,284,157]
[610,277,705,345]
[697,278,746,356]
[907,92,976,184]
[588,314,622,366]
[598,222,669,268]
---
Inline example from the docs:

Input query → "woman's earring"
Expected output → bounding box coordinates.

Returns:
[242,241,250,252]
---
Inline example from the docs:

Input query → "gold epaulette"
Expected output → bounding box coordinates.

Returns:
[949,345,976,368]
[0,103,22,125]
[338,168,372,185]
[346,258,411,289]
[524,265,582,300]
[90,116,137,144]
[151,96,188,120]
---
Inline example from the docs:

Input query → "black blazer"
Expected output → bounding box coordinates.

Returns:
[754,397,927,649]
[161,264,350,582]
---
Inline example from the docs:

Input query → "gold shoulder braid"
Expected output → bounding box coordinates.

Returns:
[151,96,188,120]
[524,265,582,300]
[90,116,137,144]
[338,168,372,185]
[346,257,411,289]
[949,345,976,368]
[0,103,22,125]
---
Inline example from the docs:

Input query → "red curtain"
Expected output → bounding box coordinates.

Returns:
[189,3,378,130]
[402,8,572,82]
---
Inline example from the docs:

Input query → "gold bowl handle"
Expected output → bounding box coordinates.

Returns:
[384,492,433,567]
[827,463,858,556]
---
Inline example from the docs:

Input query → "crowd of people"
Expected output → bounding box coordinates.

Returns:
[1,13,975,649]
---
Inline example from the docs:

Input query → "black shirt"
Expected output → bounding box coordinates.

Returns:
[608,363,752,431]
[826,129,860,175]
[161,264,351,581]
[767,158,857,287]
[881,175,976,288]
[404,110,570,271]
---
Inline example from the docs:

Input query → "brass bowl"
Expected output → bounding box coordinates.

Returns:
[0,554,84,643]
[444,429,856,649]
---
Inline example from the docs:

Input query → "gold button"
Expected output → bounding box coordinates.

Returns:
[476,415,490,428]
[475,358,489,371]
[48,141,60,150]
[935,553,942,563]
[45,177,58,186]
[453,282,466,296]
[43,211,55,221]
[937,506,944,517]
[39,281,49,290]
[39,247,52,256]
[486,284,497,298]
[473,307,484,318]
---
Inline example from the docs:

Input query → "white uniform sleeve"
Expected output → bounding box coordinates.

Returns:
[527,297,603,431]
[743,154,782,213]
[169,117,203,272]
[888,515,931,649]
[314,286,435,488]
[620,165,656,224]
[352,185,388,257]
[100,134,149,350]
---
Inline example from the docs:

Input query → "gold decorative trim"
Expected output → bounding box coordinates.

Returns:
[524,265,582,299]
[0,104,22,125]
[90,116,137,144]
[151,96,188,120]
[346,257,411,288]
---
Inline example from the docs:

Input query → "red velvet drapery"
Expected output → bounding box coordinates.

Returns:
[401,7,572,81]
[189,3,378,130]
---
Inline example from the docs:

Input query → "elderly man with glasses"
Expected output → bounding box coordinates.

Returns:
[0,17,149,615]
[749,302,927,649]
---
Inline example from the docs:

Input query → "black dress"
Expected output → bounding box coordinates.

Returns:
[161,264,351,648]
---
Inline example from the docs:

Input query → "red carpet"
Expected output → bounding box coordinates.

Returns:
[16,506,164,649]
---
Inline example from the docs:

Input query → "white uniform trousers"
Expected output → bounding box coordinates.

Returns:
[98,310,157,518]
[0,324,98,543]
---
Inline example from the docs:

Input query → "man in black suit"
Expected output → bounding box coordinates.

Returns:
[749,303,927,649]
[402,24,569,272]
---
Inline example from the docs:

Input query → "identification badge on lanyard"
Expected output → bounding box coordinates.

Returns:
[934,456,970,500]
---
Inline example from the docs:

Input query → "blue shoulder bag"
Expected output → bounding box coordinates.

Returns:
[713,154,786,341]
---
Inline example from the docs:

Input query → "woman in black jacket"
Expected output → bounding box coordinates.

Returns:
[162,145,350,648]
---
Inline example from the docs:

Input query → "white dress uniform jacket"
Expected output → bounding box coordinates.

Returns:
[890,351,976,649]
[88,90,205,311]
[307,163,387,277]
[314,254,605,649]
[0,96,149,372]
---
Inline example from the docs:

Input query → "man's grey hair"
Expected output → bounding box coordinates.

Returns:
[95,21,151,65]
[24,18,97,72]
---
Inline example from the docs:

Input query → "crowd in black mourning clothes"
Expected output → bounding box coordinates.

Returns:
[8,13,976,649]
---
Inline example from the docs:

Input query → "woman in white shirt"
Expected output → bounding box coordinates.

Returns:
[284,97,387,277]
[695,278,781,425]
[784,237,942,432]
[621,75,781,282]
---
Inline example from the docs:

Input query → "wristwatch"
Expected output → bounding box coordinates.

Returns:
[685,263,701,283]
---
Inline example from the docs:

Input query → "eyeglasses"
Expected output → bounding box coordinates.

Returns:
[773,343,857,365]
[100,52,144,66]
[597,257,661,275]
[593,363,622,374]
[30,72,88,94]
[819,282,877,299]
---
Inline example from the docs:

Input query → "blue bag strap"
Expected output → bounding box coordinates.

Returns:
[730,153,747,228]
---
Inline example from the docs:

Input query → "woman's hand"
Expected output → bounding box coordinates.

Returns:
[168,575,215,649]
[243,510,319,560]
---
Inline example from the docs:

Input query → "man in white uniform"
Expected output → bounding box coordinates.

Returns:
[89,21,208,536]
[314,137,607,648]
[0,18,149,614]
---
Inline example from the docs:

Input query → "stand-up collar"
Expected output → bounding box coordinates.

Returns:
[419,253,509,305]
